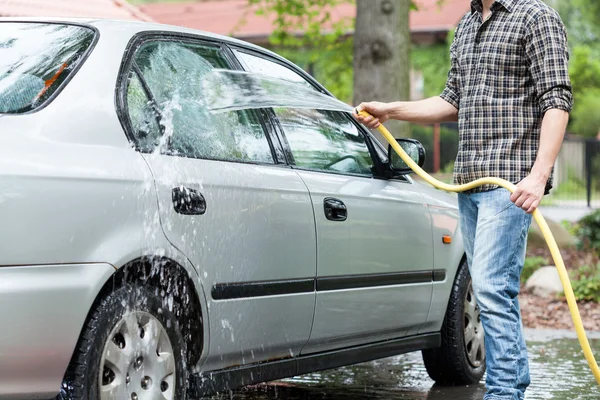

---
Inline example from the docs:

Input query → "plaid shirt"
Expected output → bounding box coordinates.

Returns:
[440,0,573,193]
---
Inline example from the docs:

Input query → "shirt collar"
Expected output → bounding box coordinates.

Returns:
[470,0,515,14]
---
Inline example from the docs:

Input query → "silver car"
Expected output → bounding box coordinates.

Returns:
[0,18,485,400]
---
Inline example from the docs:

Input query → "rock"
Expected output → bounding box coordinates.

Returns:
[525,266,564,298]
[528,217,576,249]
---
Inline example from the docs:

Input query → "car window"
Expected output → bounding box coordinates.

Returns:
[235,51,375,176]
[0,22,96,114]
[125,40,274,164]
[275,108,374,176]
[126,70,162,152]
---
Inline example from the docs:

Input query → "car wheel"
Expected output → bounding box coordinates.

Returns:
[422,259,486,385]
[61,284,188,399]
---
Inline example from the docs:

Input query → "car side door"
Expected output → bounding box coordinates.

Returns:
[118,35,317,371]
[233,50,435,353]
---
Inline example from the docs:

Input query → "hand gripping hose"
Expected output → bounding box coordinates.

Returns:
[357,110,600,385]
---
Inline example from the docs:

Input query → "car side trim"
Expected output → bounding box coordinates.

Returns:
[191,332,441,395]
[212,270,446,300]
[317,271,432,291]
[212,278,314,300]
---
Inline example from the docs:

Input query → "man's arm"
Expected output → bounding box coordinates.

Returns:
[511,10,573,213]
[354,21,462,129]
[354,97,457,128]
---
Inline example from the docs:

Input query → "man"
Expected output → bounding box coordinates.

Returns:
[354,0,572,399]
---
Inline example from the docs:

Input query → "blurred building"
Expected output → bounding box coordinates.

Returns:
[0,0,152,21]
[139,0,469,46]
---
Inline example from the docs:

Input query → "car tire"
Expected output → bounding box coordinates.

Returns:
[422,259,486,385]
[60,284,188,400]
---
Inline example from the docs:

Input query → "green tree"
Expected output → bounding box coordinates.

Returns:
[569,46,600,102]
[570,89,600,138]
[553,0,600,136]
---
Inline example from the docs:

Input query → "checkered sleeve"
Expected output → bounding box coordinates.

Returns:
[525,10,573,114]
[440,26,461,109]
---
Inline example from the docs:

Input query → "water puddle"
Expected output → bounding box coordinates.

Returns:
[204,329,600,400]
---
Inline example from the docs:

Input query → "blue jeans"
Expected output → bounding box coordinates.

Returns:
[458,188,533,400]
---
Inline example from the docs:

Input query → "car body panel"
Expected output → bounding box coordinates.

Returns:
[0,263,115,399]
[143,154,318,371]
[295,171,435,353]
[414,182,465,334]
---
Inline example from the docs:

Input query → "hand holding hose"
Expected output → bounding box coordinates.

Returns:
[354,102,391,129]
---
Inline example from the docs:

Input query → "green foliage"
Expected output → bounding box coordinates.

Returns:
[569,264,600,302]
[410,124,458,172]
[561,220,579,237]
[568,46,600,137]
[570,89,600,138]
[575,209,600,253]
[555,0,600,51]
[247,0,354,49]
[276,40,354,103]
[278,38,452,103]
[570,0,600,46]
[569,46,600,102]
[555,2,600,136]
[441,160,455,174]
[411,44,450,98]
[522,256,549,283]
[246,0,355,101]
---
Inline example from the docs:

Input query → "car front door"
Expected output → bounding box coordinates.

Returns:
[234,51,435,353]
[119,36,317,371]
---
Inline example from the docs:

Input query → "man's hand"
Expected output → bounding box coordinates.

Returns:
[510,109,569,214]
[510,172,548,214]
[353,102,391,129]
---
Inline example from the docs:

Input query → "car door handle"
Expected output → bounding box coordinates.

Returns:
[172,187,207,215]
[324,197,347,221]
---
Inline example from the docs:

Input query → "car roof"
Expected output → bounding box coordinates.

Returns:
[0,16,289,66]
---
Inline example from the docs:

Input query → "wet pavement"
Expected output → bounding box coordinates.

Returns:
[207,329,600,400]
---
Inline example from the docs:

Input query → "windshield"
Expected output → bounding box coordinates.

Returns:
[0,22,96,114]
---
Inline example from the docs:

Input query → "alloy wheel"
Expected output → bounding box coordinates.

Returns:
[99,311,176,400]
[463,282,485,368]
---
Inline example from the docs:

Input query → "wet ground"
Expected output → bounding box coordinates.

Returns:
[208,329,600,400]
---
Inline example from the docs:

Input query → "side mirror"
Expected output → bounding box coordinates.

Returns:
[388,138,426,175]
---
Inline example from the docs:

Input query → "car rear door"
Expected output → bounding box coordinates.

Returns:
[118,35,317,371]
[234,50,435,353]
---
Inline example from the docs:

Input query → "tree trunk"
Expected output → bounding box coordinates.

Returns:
[353,0,411,143]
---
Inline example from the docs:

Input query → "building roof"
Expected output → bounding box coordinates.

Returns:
[0,0,153,21]
[139,0,469,41]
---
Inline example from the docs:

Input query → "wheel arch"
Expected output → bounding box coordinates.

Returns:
[99,256,206,366]
[63,254,208,387]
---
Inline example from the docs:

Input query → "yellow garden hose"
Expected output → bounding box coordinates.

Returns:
[357,110,600,385]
